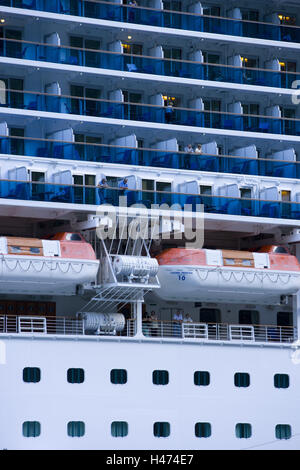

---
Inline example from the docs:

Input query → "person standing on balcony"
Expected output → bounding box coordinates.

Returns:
[184,144,194,153]
[173,310,183,337]
[128,0,138,21]
[184,143,194,169]
[118,177,129,198]
[97,177,108,204]
[149,310,159,337]
[142,311,151,337]
[195,143,202,154]
[184,313,193,336]
[165,100,174,124]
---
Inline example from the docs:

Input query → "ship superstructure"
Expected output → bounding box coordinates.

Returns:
[0,0,300,450]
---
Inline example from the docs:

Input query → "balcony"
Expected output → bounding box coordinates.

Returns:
[142,321,296,344]
[1,179,300,221]
[0,314,295,345]
[0,314,136,336]
[0,135,299,180]
[0,38,298,90]
[1,89,300,137]
[2,0,300,45]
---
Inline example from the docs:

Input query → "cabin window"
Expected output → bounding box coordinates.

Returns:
[10,246,21,253]
[194,371,210,386]
[110,369,127,384]
[67,368,84,384]
[274,374,290,389]
[74,133,102,160]
[202,52,220,64]
[277,311,293,327]
[67,421,85,437]
[275,424,292,440]
[224,258,235,265]
[239,310,259,325]
[30,247,40,254]
[23,421,41,438]
[241,56,259,69]
[240,188,252,199]
[10,127,25,155]
[242,259,252,266]
[28,171,45,201]
[241,10,259,22]
[273,246,289,254]
[200,186,212,196]
[122,43,143,56]
[234,372,250,387]
[280,61,297,73]
[153,370,169,385]
[281,190,291,202]
[70,36,100,49]
[236,423,252,439]
[203,6,221,17]
[66,233,82,242]
[111,422,128,437]
[153,422,170,438]
[163,47,182,75]
[163,95,181,108]
[142,179,155,191]
[195,422,211,438]
[23,367,41,383]
[73,174,96,205]
[199,308,221,323]
[278,15,296,26]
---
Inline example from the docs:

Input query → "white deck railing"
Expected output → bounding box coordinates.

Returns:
[0,316,296,344]
[142,321,297,344]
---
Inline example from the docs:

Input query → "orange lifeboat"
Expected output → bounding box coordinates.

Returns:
[0,232,99,295]
[155,246,300,304]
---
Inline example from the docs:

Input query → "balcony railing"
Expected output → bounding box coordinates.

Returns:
[1,89,300,137]
[142,321,297,344]
[0,38,298,90]
[1,178,300,220]
[1,135,299,180]
[0,315,295,344]
[0,315,136,336]
[2,0,300,45]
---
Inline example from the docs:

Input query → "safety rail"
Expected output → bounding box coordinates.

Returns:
[1,177,300,221]
[0,37,298,90]
[0,316,296,343]
[0,315,135,336]
[2,0,300,45]
[142,321,297,344]
[1,135,299,180]
[2,88,300,137]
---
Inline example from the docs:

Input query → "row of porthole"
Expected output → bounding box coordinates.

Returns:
[23,368,290,389]
[22,421,293,440]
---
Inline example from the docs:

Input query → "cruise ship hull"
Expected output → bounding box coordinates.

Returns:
[0,335,299,450]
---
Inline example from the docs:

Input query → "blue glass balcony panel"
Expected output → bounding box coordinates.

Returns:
[2,0,300,45]
[1,136,300,180]
[1,39,298,91]
[0,179,298,220]
[2,89,300,137]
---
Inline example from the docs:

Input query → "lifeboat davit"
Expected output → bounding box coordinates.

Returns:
[155,246,300,304]
[0,232,99,295]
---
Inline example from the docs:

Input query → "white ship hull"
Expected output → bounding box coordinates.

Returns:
[0,335,299,450]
